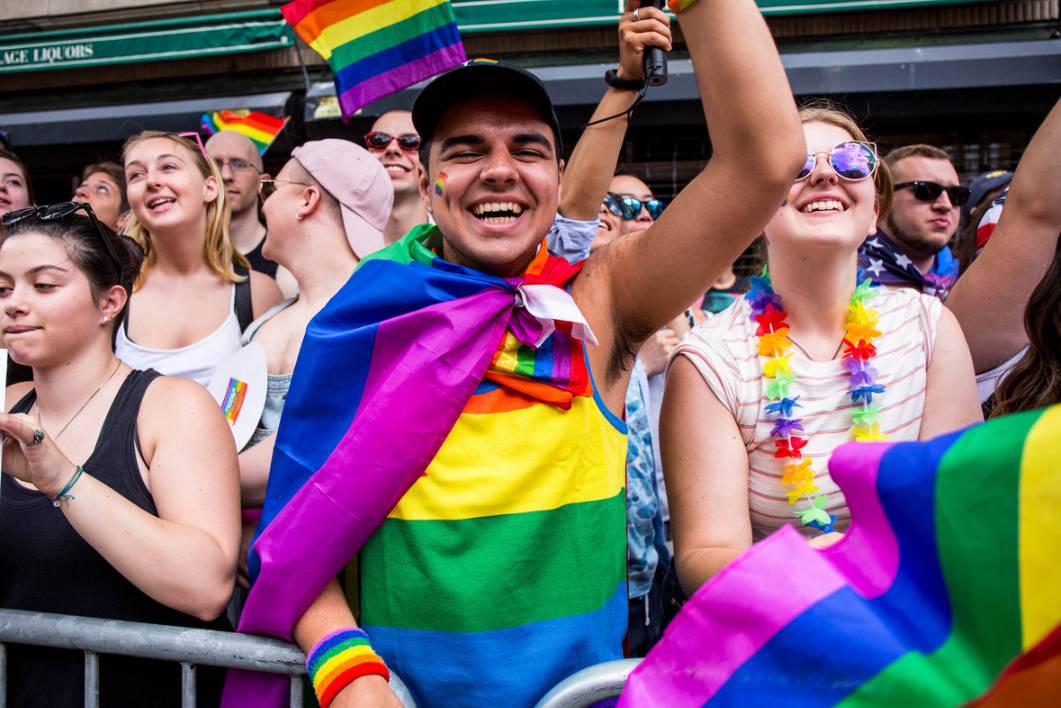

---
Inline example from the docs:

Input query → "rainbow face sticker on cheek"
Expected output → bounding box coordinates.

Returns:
[434,172,447,196]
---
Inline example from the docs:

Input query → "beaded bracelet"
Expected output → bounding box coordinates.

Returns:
[666,0,699,12]
[306,628,389,708]
[50,465,85,508]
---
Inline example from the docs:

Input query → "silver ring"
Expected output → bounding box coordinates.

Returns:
[28,429,44,447]
[633,7,641,21]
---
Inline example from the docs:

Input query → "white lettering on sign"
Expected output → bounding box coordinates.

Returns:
[31,43,95,63]
[1,49,28,65]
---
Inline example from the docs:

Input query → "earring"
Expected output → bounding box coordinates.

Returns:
[296,214,304,221]
[102,316,111,324]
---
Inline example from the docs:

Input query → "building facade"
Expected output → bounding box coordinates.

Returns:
[1,0,1058,202]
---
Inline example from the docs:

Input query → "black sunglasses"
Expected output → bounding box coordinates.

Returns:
[2,202,122,269]
[894,181,971,207]
[364,131,421,151]
[604,192,665,221]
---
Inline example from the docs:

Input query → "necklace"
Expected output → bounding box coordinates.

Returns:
[787,334,845,362]
[745,269,887,534]
[38,360,123,441]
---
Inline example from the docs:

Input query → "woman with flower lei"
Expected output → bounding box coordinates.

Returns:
[661,106,982,595]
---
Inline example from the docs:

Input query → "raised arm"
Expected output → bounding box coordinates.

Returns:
[559,5,672,220]
[945,98,1061,373]
[575,0,804,353]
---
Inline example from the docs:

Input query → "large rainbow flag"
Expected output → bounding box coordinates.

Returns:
[200,110,288,155]
[620,405,1061,706]
[282,0,467,118]
[222,224,604,707]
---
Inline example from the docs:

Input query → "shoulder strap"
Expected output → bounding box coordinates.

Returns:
[233,262,254,333]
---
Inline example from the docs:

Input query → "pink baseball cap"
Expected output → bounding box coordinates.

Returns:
[291,139,392,259]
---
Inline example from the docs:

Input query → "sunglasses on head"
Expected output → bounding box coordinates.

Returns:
[177,131,211,163]
[604,192,665,221]
[894,181,971,207]
[2,201,122,270]
[364,131,421,151]
[797,141,878,182]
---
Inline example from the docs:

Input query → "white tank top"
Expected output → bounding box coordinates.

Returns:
[115,285,243,388]
[672,286,941,541]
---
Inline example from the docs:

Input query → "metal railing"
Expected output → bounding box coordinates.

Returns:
[0,608,416,708]
[0,607,639,707]
[534,659,641,708]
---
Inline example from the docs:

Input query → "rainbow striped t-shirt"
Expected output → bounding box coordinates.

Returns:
[353,329,628,706]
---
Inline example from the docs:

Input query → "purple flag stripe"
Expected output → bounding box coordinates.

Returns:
[618,527,848,708]
[820,442,900,598]
[338,43,466,117]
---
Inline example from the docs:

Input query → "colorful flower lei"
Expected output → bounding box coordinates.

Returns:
[745,269,887,534]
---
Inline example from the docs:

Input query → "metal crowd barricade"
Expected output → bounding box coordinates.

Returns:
[534,659,642,708]
[0,608,416,708]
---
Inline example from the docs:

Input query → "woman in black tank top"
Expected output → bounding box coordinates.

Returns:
[0,206,241,707]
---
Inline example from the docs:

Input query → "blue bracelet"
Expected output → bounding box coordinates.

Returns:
[51,465,85,508]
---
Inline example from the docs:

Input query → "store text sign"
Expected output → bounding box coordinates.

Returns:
[2,43,95,68]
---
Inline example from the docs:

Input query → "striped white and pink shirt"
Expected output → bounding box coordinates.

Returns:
[673,286,941,541]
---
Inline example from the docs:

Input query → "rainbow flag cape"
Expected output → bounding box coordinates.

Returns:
[199,110,288,155]
[620,405,1061,707]
[221,224,587,707]
[281,0,467,118]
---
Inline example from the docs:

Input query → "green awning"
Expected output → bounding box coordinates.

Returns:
[451,0,999,32]
[0,10,293,74]
[0,0,1001,74]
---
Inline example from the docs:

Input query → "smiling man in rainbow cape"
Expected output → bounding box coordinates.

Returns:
[223,1,806,706]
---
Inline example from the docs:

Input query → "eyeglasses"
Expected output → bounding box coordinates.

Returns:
[894,181,970,207]
[364,131,421,152]
[214,158,260,174]
[2,201,122,270]
[177,131,210,163]
[258,178,310,199]
[604,192,665,221]
[797,141,878,182]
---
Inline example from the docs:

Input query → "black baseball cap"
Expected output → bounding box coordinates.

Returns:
[962,169,1013,222]
[412,59,564,156]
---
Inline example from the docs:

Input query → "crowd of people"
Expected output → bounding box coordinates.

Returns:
[0,0,1058,706]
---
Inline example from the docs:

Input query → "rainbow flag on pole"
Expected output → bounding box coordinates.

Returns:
[620,405,1061,706]
[281,0,466,119]
[200,110,288,155]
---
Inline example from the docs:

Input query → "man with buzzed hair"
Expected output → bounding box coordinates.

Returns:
[860,144,969,299]
[205,131,273,274]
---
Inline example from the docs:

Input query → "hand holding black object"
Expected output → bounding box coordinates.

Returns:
[639,0,669,86]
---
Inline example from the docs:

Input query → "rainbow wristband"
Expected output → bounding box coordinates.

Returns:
[306,628,389,708]
[667,0,699,12]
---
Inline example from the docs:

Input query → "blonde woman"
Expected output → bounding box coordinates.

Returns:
[662,106,982,595]
[117,131,282,386]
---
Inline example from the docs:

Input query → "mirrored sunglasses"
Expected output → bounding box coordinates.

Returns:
[894,181,971,207]
[364,131,421,151]
[604,192,665,221]
[797,141,878,182]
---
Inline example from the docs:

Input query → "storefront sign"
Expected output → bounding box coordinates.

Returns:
[0,1,1000,74]
[451,0,998,32]
[0,10,292,74]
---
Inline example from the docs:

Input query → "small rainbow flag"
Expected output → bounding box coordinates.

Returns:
[220,378,248,425]
[434,171,446,195]
[200,110,288,155]
[281,0,467,119]
[620,405,1061,706]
